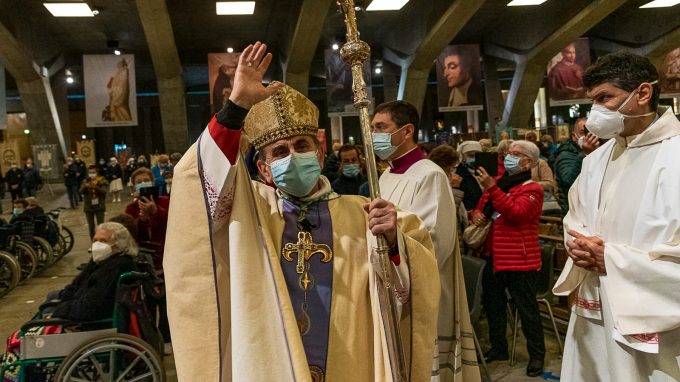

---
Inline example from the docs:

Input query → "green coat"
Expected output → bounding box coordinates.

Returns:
[554,140,583,215]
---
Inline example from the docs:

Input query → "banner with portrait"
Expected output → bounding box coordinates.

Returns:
[208,53,240,114]
[435,44,484,112]
[76,140,96,166]
[0,140,20,176]
[0,66,6,130]
[547,38,591,106]
[84,54,138,127]
[32,144,60,180]
[659,47,680,97]
[325,49,372,114]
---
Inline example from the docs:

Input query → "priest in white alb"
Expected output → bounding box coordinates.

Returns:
[371,101,479,382]
[164,41,440,382]
[554,52,680,381]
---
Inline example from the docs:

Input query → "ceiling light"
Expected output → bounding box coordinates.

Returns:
[227,47,234,53]
[506,0,548,5]
[43,3,95,17]
[114,49,121,55]
[81,134,87,140]
[216,1,255,15]
[66,77,74,84]
[375,68,382,74]
[24,129,31,135]
[639,0,680,7]
[332,43,339,50]
[366,0,409,11]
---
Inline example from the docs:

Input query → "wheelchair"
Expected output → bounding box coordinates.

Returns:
[0,250,20,298]
[10,216,54,272]
[0,225,39,285]
[0,264,167,381]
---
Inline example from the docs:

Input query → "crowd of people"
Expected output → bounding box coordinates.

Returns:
[3,46,679,382]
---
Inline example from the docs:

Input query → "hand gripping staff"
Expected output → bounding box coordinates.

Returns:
[337,1,407,381]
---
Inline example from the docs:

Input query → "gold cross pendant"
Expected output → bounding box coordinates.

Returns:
[282,231,333,274]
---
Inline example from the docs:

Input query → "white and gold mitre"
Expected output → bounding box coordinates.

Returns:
[244,84,319,150]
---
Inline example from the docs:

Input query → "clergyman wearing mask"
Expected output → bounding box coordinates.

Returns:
[553,52,680,382]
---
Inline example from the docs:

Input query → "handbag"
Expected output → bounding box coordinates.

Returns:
[463,221,491,249]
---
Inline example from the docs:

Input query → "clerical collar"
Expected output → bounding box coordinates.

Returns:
[388,146,426,174]
[614,113,660,149]
[277,175,338,204]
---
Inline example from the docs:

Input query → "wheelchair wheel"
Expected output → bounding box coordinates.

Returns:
[12,244,37,283]
[60,226,75,255]
[55,333,166,382]
[32,237,55,271]
[0,251,20,298]
[53,234,67,261]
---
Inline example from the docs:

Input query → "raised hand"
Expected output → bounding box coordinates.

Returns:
[228,41,284,110]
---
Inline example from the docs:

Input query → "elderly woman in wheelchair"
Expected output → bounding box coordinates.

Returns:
[1,222,166,382]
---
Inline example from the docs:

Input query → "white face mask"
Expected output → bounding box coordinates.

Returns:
[586,81,657,139]
[91,241,114,262]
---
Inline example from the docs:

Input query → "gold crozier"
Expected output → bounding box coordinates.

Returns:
[282,231,333,274]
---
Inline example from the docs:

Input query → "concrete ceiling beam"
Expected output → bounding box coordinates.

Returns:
[503,0,628,130]
[400,0,486,112]
[284,0,334,95]
[637,25,680,67]
[0,20,68,157]
[135,0,188,153]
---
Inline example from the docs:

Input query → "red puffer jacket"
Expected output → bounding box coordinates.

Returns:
[472,180,543,272]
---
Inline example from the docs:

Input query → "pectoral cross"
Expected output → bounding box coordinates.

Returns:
[282,231,333,274]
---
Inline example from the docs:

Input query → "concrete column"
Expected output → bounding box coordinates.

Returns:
[135,0,188,153]
[0,65,5,130]
[0,21,66,159]
[481,55,505,139]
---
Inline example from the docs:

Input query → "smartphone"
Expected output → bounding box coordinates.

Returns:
[138,185,160,201]
[474,152,498,177]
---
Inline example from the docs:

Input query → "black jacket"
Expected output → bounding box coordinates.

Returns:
[332,173,367,196]
[22,167,41,188]
[54,254,135,321]
[6,168,23,187]
[554,140,584,215]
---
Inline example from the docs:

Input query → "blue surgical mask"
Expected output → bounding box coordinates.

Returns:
[342,163,361,177]
[269,151,320,197]
[88,173,97,179]
[135,181,154,193]
[464,157,476,168]
[13,208,23,215]
[372,126,406,160]
[503,154,522,175]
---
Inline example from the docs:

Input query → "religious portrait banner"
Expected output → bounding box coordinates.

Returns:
[435,44,484,112]
[83,54,138,127]
[325,49,372,115]
[31,144,60,180]
[547,38,591,106]
[0,140,20,176]
[208,53,240,114]
[76,140,96,166]
[659,47,680,97]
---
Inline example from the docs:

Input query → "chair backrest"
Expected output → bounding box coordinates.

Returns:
[461,255,486,324]
[536,243,556,300]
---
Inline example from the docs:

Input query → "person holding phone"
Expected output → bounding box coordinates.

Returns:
[470,140,545,377]
[124,166,172,354]
[81,165,109,240]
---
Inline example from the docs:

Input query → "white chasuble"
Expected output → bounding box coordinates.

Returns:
[380,159,480,382]
[554,107,680,381]
[164,124,440,382]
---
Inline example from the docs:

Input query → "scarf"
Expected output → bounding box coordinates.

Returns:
[483,169,532,218]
